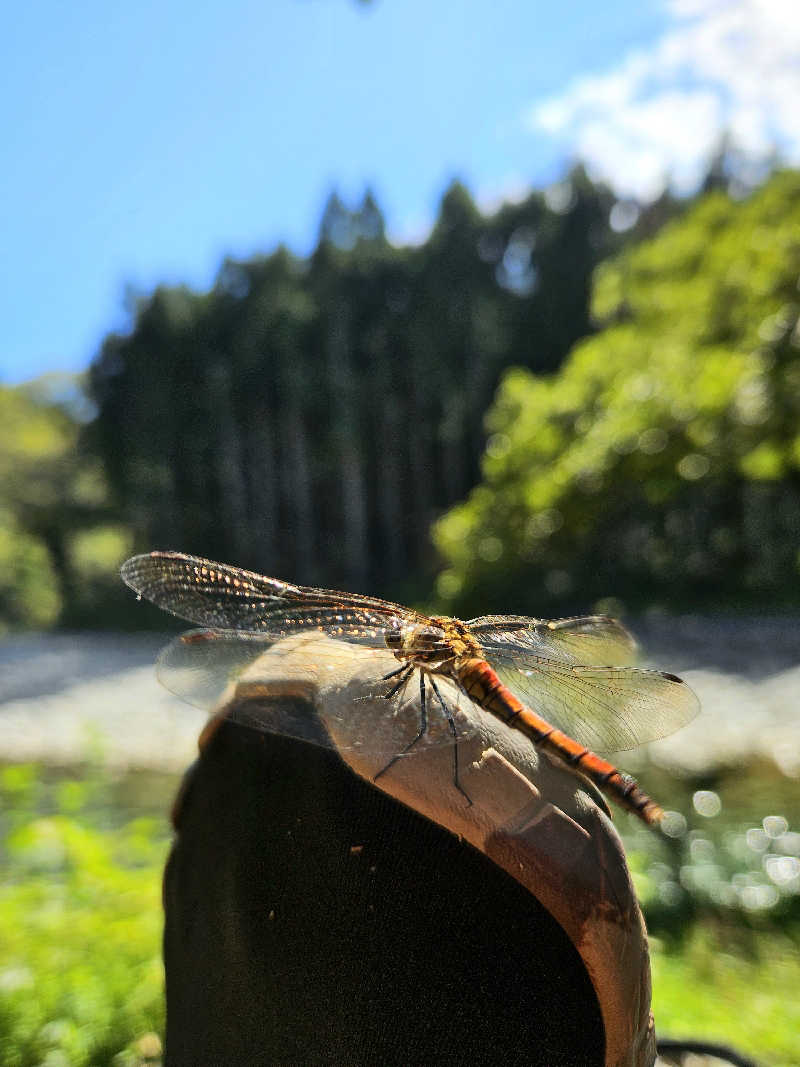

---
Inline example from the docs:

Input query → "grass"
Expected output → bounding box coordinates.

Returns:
[0,765,168,1067]
[625,758,800,1065]
[1,761,799,1065]
[651,928,800,1066]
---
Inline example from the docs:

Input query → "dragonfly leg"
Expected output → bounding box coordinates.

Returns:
[429,677,472,807]
[374,673,472,807]
[374,670,428,783]
[381,664,414,699]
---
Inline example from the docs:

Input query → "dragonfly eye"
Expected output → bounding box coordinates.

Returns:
[419,626,444,646]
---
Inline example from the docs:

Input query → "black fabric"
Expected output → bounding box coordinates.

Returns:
[164,702,605,1066]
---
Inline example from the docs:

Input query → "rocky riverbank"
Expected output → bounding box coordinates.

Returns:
[0,620,797,777]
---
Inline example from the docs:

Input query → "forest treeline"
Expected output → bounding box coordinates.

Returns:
[2,163,798,629]
[88,169,628,600]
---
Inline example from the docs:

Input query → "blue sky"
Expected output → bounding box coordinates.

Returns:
[3,0,797,383]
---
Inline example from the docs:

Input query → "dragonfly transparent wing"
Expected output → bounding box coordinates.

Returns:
[121,551,426,630]
[157,626,478,755]
[123,552,473,757]
[469,615,639,667]
[158,629,283,711]
[480,644,699,754]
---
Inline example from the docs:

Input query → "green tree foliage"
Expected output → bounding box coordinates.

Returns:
[0,377,127,630]
[89,168,618,597]
[434,170,800,615]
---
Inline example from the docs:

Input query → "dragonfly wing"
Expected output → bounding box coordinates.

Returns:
[121,551,423,630]
[158,629,277,711]
[157,628,388,751]
[484,647,699,753]
[157,627,477,755]
[469,615,639,666]
[156,601,403,711]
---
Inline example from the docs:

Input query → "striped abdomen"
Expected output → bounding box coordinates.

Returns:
[455,657,663,826]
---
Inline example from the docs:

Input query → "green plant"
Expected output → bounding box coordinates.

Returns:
[0,765,169,1066]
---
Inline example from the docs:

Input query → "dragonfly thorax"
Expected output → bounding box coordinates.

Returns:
[382,615,484,674]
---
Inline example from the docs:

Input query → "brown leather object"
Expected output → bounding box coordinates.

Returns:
[164,637,655,1066]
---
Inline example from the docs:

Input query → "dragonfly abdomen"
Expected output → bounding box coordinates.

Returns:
[455,657,663,826]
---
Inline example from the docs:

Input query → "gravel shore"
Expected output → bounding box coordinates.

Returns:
[0,620,797,777]
[0,633,204,773]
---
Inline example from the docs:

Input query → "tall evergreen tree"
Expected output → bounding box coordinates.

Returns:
[89,172,624,597]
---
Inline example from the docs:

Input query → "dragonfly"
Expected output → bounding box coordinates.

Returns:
[121,551,700,827]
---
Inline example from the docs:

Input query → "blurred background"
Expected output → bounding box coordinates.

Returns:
[1,0,799,1063]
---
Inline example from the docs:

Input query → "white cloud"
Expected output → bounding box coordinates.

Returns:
[528,0,800,199]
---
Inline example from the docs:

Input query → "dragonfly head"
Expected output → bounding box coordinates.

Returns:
[384,622,451,667]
